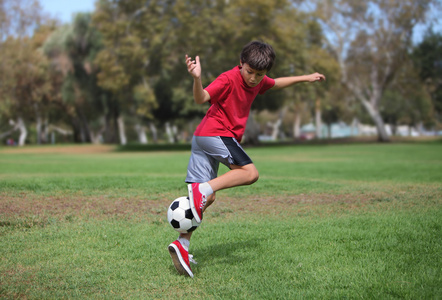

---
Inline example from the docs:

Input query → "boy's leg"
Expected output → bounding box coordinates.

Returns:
[173,136,256,276]
[169,192,215,276]
[188,163,258,222]
[168,238,194,277]
[168,192,215,277]
[203,192,216,211]
[209,163,259,191]
[188,136,257,222]
[169,136,220,277]
[179,193,215,241]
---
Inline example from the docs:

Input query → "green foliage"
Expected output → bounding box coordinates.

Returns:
[0,35,52,131]
[412,30,442,126]
[93,0,335,133]
[1,0,441,145]
[381,59,434,128]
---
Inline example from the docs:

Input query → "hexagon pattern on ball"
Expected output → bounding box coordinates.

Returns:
[167,196,200,233]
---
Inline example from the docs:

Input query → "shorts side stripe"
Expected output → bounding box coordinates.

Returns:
[220,137,253,166]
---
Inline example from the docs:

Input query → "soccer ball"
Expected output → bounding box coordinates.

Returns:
[167,196,200,233]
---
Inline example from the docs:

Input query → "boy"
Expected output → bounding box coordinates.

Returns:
[168,41,325,277]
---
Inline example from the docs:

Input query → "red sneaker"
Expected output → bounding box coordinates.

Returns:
[168,240,194,278]
[188,183,206,223]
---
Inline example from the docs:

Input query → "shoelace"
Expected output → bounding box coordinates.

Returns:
[189,254,197,265]
[200,195,207,210]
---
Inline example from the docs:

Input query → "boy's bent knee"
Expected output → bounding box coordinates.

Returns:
[247,166,259,184]
[238,164,259,185]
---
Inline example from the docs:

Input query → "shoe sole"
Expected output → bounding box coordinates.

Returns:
[168,243,194,278]
[187,184,202,224]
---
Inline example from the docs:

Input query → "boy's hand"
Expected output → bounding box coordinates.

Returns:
[307,72,326,82]
[186,54,201,79]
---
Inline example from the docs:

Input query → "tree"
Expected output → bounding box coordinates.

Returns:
[381,65,433,135]
[93,0,165,144]
[43,13,108,143]
[307,0,437,141]
[412,29,442,129]
[92,0,322,144]
[174,0,333,143]
[0,0,52,146]
[265,7,339,141]
[64,13,107,143]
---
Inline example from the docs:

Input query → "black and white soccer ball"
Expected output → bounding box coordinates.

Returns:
[167,196,200,233]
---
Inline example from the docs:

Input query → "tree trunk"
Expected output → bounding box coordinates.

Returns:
[315,99,322,139]
[34,103,48,144]
[360,99,390,142]
[165,122,176,143]
[36,113,42,144]
[42,118,49,144]
[270,107,287,141]
[17,117,27,146]
[149,122,158,143]
[135,123,148,144]
[117,116,127,145]
[270,119,282,141]
[77,108,92,143]
[0,119,19,140]
[293,110,301,140]
[90,131,103,144]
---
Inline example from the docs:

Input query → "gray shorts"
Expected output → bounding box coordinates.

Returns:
[185,136,253,183]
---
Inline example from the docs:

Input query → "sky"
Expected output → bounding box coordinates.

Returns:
[39,0,440,44]
[39,0,95,24]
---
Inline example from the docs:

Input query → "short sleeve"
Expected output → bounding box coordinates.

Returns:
[258,76,275,94]
[204,73,231,104]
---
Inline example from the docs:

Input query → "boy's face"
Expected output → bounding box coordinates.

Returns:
[240,62,267,87]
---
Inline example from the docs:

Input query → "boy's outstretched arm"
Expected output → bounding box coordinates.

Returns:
[186,54,211,104]
[272,72,325,90]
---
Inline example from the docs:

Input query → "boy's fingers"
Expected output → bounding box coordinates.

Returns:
[185,55,200,67]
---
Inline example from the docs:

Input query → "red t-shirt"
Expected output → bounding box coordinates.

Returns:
[194,66,275,142]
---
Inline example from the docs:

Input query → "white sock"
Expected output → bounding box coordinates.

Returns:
[178,237,190,251]
[199,182,213,196]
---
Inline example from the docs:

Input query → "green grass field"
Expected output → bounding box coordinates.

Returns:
[1,141,441,299]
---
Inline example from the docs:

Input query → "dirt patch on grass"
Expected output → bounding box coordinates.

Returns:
[0,193,168,222]
[2,187,435,228]
[208,192,405,219]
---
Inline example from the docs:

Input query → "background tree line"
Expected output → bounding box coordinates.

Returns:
[0,0,441,146]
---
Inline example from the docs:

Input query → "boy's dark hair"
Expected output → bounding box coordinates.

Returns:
[240,41,276,72]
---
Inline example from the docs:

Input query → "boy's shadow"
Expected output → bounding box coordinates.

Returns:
[167,238,263,276]
[192,238,262,270]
